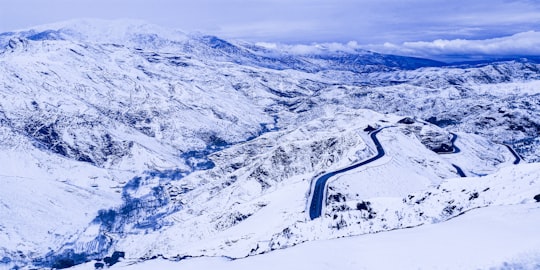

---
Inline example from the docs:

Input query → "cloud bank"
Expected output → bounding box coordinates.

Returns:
[362,31,540,62]
[2,0,540,46]
[255,41,363,55]
[253,31,540,62]
[1,0,540,61]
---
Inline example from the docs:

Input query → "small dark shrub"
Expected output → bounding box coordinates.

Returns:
[356,201,371,211]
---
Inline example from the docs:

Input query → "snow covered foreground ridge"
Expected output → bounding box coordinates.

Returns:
[0,20,539,269]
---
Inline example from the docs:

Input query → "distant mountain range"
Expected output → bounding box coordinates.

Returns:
[0,20,539,269]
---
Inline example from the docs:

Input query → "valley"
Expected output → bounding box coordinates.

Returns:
[0,20,539,269]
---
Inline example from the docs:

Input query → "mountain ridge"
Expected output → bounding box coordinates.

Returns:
[0,20,539,269]
[0,19,446,72]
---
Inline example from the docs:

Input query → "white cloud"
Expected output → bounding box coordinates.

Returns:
[2,0,540,45]
[254,41,363,55]
[362,31,540,61]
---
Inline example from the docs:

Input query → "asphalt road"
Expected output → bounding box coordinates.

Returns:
[309,127,389,220]
[308,130,522,220]
[452,164,467,177]
[504,144,522,165]
[438,133,466,177]
[450,133,461,153]
[437,133,461,154]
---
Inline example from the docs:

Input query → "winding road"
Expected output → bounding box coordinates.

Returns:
[449,133,461,154]
[308,129,470,220]
[504,144,522,165]
[309,127,390,220]
[452,164,467,177]
[448,133,466,177]
[429,133,466,177]
[444,134,522,172]
[308,128,523,220]
[437,133,461,154]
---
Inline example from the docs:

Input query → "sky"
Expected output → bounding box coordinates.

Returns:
[1,0,540,61]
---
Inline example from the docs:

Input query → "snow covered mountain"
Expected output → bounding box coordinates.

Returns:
[0,20,539,269]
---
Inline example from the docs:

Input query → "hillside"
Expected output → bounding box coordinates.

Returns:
[0,20,538,269]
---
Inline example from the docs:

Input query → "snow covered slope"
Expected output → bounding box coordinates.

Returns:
[72,202,540,270]
[314,62,540,162]
[0,20,539,269]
